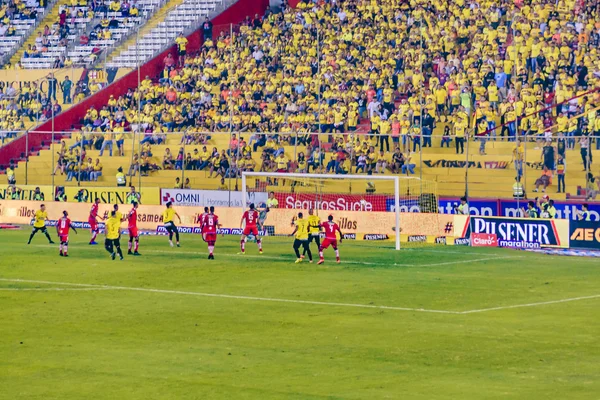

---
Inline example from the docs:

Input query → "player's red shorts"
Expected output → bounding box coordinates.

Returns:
[321,239,337,249]
[205,233,217,243]
[88,218,98,231]
[129,227,138,237]
[243,226,258,236]
[59,235,69,243]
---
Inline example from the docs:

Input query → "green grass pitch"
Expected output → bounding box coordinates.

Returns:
[1,229,600,399]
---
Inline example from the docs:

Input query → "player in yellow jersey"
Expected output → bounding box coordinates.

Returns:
[27,204,55,244]
[163,201,182,247]
[291,212,312,263]
[104,210,124,260]
[302,209,321,259]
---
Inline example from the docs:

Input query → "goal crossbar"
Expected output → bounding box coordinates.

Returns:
[241,172,402,250]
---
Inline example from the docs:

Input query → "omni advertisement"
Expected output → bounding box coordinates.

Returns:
[454,215,570,249]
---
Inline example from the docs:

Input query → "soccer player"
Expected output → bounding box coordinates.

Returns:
[198,206,209,241]
[56,210,77,257]
[127,201,141,256]
[291,212,311,263]
[88,198,101,245]
[105,210,124,260]
[303,209,321,259]
[318,215,343,264]
[163,201,181,247]
[240,203,263,254]
[103,204,123,222]
[203,206,220,260]
[28,204,55,244]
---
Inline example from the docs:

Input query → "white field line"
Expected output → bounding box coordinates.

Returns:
[140,248,521,267]
[0,278,459,314]
[2,278,599,315]
[0,287,113,291]
[461,294,600,314]
[28,244,520,268]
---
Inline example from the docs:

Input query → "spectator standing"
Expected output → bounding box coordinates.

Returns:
[556,154,566,193]
[99,131,113,156]
[61,76,72,104]
[202,17,213,41]
[47,73,58,102]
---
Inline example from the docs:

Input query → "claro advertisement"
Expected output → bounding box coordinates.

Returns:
[454,215,570,249]
[0,201,453,239]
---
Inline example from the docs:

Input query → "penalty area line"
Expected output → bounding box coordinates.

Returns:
[461,294,600,314]
[1,278,598,315]
[0,287,114,291]
[0,278,459,314]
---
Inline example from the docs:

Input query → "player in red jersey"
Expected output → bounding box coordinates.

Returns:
[88,198,101,245]
[197,207,209,241]
[57,210,77,257]
[317,215,343,264]
[239,203,263,254]
[203,206,220,259]
[127,202,141,256]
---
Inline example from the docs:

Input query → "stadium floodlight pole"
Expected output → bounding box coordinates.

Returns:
[136,24,142,190]
[241,172,402,250]
[418,18,424,184]
[25,130,28,184]
[51,98,55,193]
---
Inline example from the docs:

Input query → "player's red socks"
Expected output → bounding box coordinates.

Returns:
[240,240,245,252]
[208,245,214,256]
[257,239,262,251]
[128,241,132,251]
[319,250,324,258]
[134,241,139,252]
[90,232,97,242]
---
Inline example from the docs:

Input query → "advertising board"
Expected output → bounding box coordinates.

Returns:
[569,221,600,250]
[160,189,267,207]
[453,215,570,248]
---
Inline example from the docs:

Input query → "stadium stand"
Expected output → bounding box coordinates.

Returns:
[5,0,600,200]
[106,0,227,68]
[0,0,50,65]
[13,0,167,68]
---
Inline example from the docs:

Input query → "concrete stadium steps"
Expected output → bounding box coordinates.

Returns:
[100,0,188,69]
[13,134,586,200]
[10,0,70,65]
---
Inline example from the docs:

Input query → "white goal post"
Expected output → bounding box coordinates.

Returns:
[241,172,403,250]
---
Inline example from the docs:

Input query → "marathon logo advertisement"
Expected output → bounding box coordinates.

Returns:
[156,226,266,236]
[455,215,570,248]
[30,219,106,230]
[569,221,600,250]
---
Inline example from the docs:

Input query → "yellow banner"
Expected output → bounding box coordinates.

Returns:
[62,186,160,205]
[0,185,54,201]
[0,201,453,238]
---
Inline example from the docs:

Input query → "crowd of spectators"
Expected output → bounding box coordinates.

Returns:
[11,0,592,193]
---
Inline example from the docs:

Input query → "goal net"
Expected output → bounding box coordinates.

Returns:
[241,172,441,250]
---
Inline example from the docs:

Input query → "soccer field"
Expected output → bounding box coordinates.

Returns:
[1,229,599,399]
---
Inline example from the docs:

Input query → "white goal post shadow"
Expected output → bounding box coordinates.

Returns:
[241,172,433,251]
[2,278,599,316]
